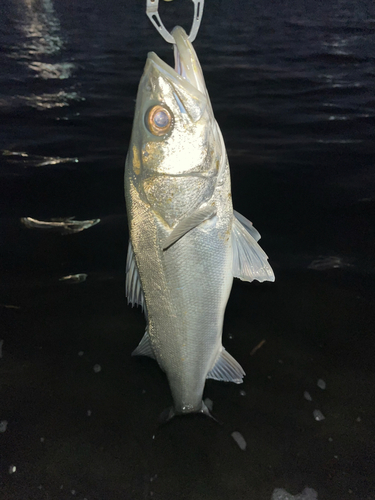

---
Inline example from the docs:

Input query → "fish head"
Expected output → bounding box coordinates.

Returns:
[126,27,224,226]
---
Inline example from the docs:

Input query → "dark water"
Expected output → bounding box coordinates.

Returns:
[1,0,374,498]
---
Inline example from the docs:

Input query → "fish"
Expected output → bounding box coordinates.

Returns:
[124,26,274,420]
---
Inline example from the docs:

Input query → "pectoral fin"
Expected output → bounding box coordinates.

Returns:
[162,203,216,250]
[233,210,261,242]
[232,214,275,283]
[125,241,146,311]
[207,348,245,384]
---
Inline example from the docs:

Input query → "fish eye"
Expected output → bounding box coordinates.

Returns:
[146,105,173,136]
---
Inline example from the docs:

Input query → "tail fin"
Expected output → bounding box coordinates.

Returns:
[158,402,220,424]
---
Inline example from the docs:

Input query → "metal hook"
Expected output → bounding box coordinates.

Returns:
[146,0,204,44]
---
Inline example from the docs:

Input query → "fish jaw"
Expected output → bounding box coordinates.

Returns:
[171,26,207,94]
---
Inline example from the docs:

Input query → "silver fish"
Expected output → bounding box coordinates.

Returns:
[125,26,274,419]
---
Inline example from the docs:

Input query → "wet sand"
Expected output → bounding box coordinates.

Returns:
[1,246,374,500]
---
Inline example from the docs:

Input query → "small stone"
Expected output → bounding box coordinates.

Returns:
[334,455,338,459]
[78,351,84,356]
[93,364,101,373]
[9,465,16,474]
[239,390,246,396]
[328,437,333,442]
[317,379,326,390]
[38,485,43,490]
[150,474,157,482]
[278,359,283,364]
[267,375,272,379]
[356,416,361,422]
[40,437,45,442]
[71,490,76,495]
[228,334,233,339]
[152,435,155,440]
[231,431,247,451]
[87,410,92,417]
[313,409,325,421]
[304,391,312,401]
[60,485,64,490]
[142,389,146,394]
[0,420,8,432]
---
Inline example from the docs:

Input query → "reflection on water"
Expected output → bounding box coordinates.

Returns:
[11,0,79,107]
[308,256,352,270]
[21,217,100,234]
[20,0,64,57]
[3,150,79,166]
[22,90,82,109]
[28,61,75,79]
[59,273,88,283]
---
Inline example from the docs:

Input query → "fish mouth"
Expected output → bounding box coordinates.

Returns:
[146,26,206,96]
[171,26,206,93]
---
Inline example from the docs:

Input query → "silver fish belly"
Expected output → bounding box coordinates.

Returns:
[124,26,274,418]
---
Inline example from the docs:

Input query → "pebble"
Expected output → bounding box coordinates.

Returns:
[231,431,247,451]
[304,391,312,401]
[317,379,326,390]
[239,390,246,396]
[313,409,325,421]
[0,420,8,432]
[272,487,318,500]
[93,364,101,373]
[9,465,16,474]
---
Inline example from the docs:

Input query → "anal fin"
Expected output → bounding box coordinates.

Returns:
[207,348,245,384]
[132,328,155,359]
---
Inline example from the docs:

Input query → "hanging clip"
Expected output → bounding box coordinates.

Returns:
[146,0,204,44]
